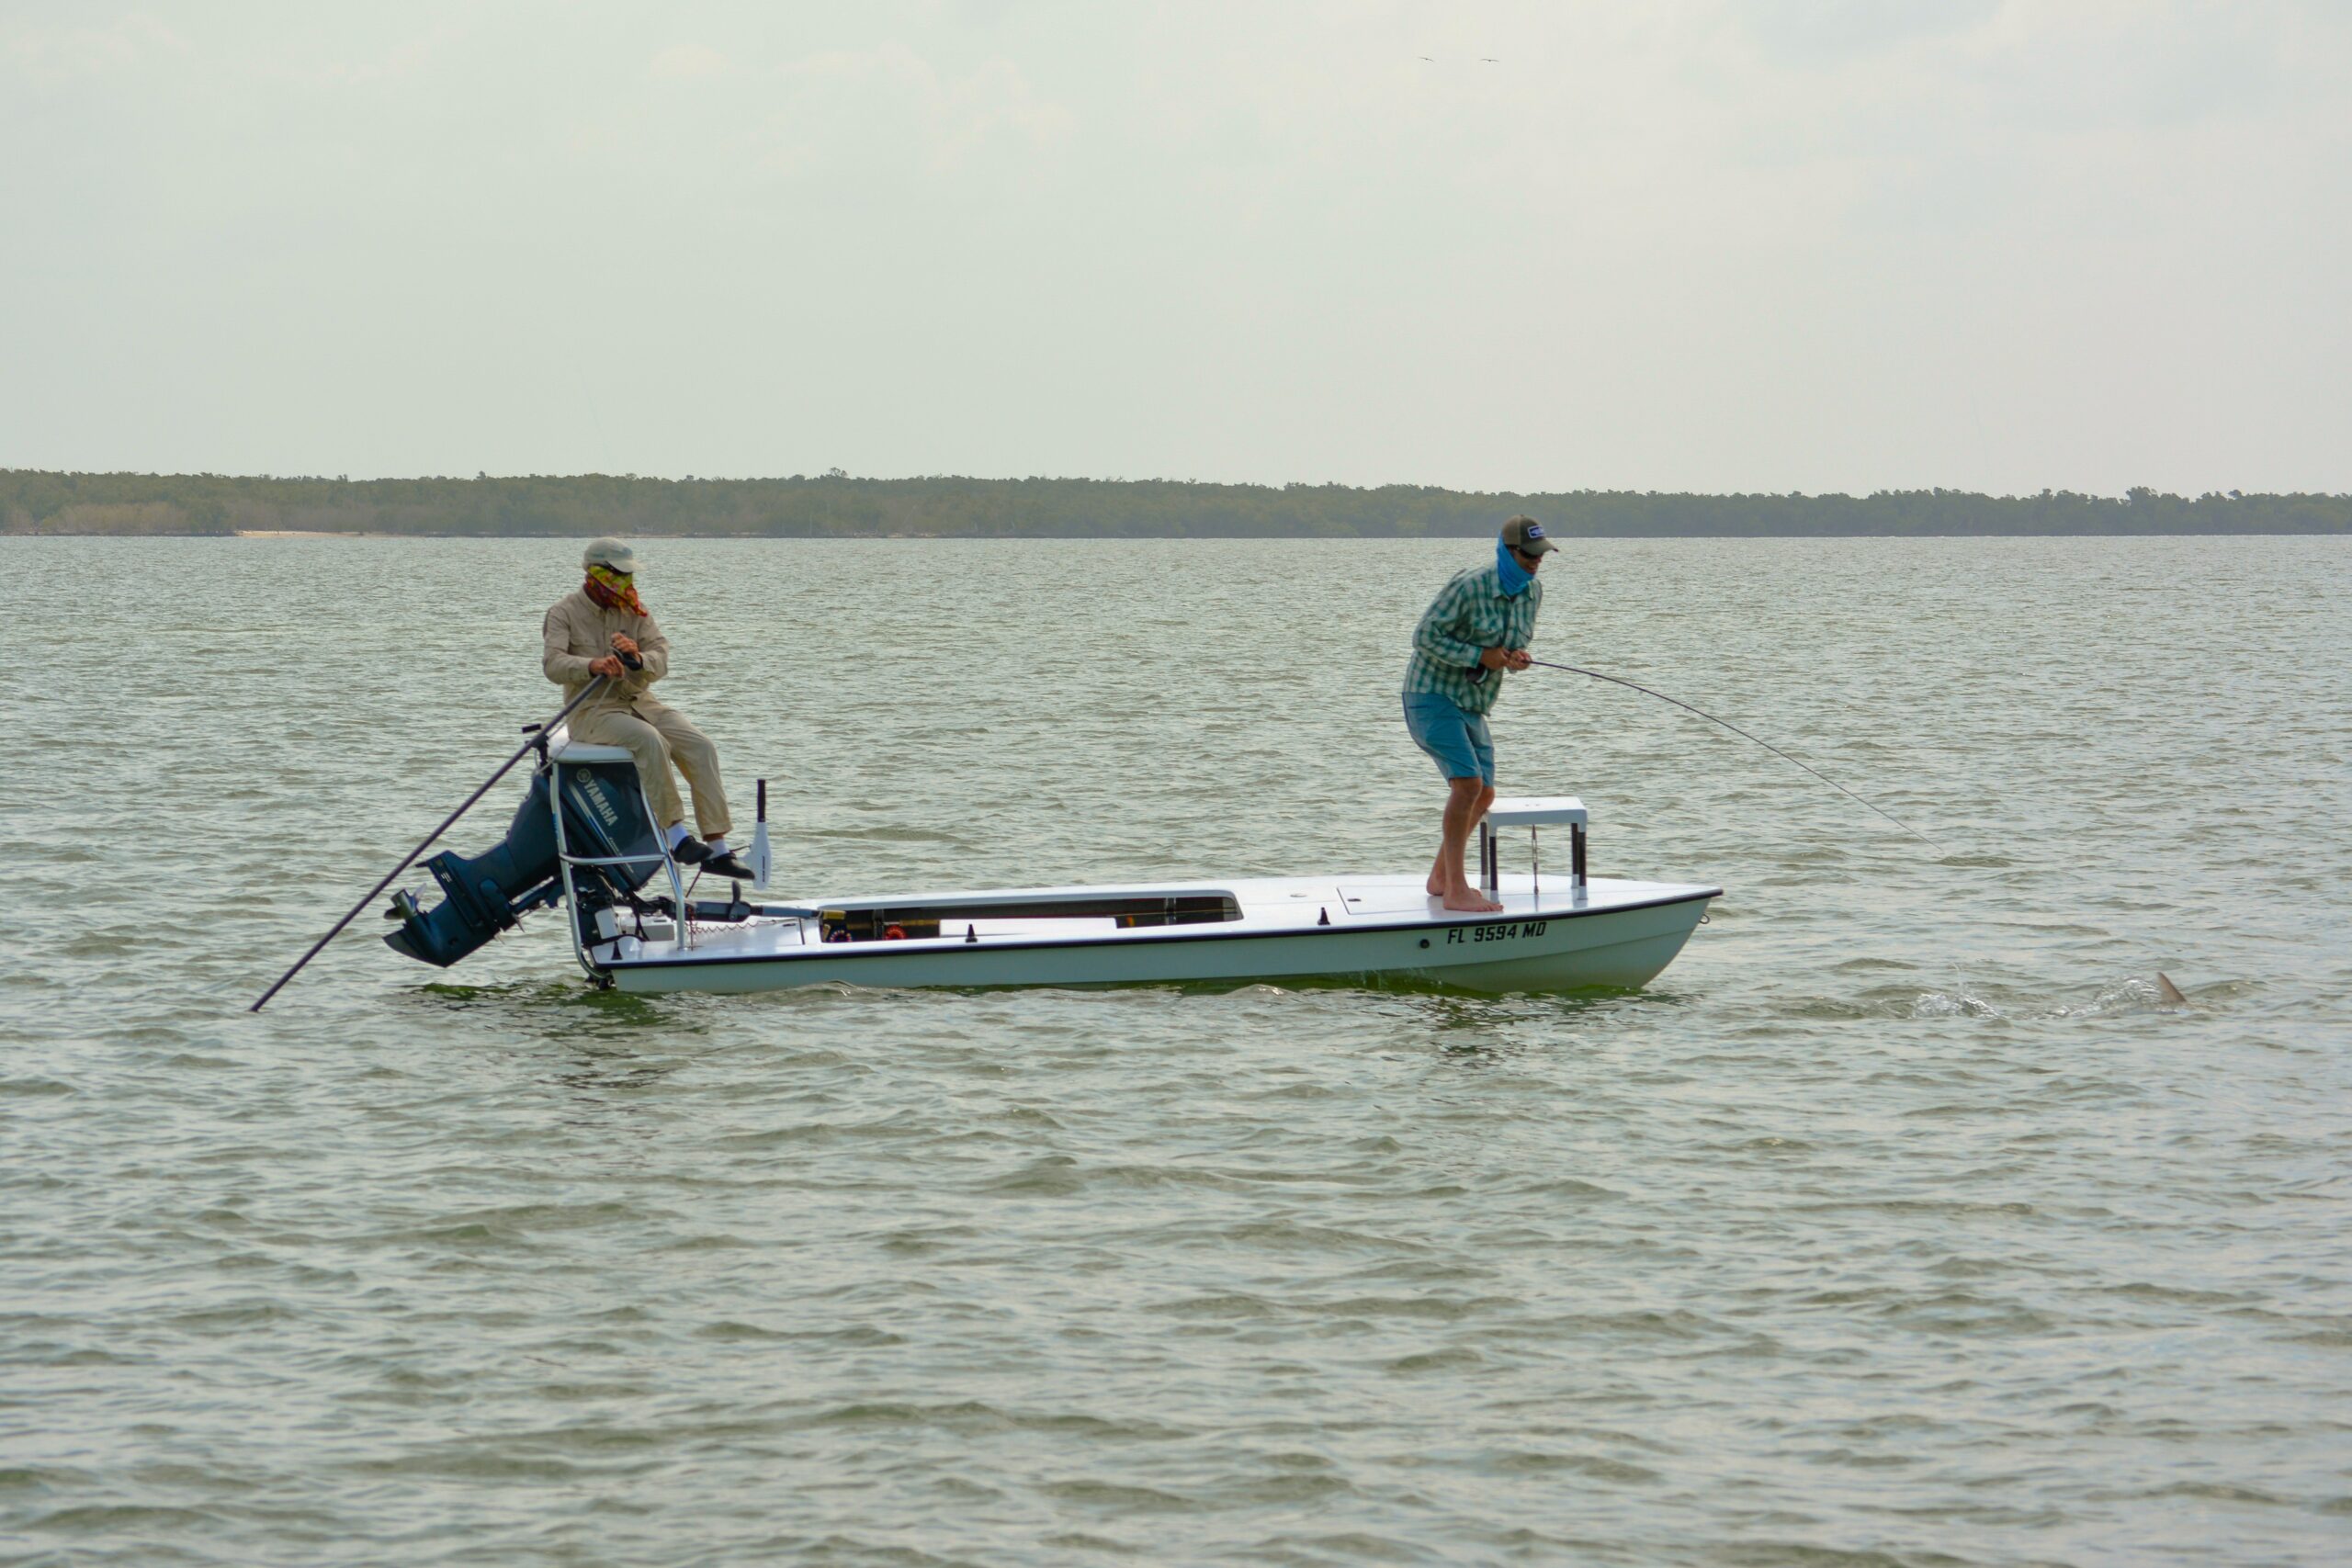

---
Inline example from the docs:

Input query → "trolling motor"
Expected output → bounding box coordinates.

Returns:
[381,735,662,968]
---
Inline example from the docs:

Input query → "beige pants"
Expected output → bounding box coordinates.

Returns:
[572,705,731,840]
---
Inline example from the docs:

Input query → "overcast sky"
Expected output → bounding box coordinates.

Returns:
[3,1,2346,494]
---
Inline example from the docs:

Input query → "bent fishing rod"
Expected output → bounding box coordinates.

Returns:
[249,675,612,1012]
[1524,659,1943,853]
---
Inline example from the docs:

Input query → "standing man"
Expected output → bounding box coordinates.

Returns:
[543,538,755,882]
[1402,515,1555,912]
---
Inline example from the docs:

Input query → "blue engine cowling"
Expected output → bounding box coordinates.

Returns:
[383,754,662,968]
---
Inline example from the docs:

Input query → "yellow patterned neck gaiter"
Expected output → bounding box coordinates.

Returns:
[584,566,646,616]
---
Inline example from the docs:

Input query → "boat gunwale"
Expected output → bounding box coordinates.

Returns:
[594,884,1723,974]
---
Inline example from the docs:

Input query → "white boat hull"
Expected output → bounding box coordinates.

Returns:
[591,874,1718,996]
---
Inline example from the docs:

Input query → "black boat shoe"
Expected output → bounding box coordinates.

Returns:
[670,834,713,864]
[702,852,757,883]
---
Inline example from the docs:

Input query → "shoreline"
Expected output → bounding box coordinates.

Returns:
[0,528,2338,543]
[8,472,2346,541]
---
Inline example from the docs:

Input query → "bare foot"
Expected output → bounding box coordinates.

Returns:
[1426,874,1446,897]
[1442,889,1504,914]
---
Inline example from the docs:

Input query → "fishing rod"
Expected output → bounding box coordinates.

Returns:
[1524,659,1943,853]
[249,675,612,1012]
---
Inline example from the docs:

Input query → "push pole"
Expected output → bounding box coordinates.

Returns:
[248,677,609,1013]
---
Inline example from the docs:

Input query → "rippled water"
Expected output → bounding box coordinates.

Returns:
[7,535,2350,1565]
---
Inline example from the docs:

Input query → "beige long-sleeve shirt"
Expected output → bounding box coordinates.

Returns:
[542,586,673,720]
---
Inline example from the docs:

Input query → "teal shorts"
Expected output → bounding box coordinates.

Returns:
[1402,692,1496,784]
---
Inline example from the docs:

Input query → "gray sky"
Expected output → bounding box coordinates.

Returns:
[4,1,2346,494]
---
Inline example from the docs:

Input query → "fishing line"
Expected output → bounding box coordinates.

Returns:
[1526,660,2198,1010]
[1524,659,1944,854]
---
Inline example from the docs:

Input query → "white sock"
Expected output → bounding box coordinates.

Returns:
[707,837,728,856]
[666,824,690,850]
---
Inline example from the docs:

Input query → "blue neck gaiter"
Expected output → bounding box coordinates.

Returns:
[1495,539,1532,597]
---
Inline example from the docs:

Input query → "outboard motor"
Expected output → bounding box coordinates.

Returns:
[383,751,662,967]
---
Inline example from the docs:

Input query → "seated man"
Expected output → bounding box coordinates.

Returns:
[542,538,754,882]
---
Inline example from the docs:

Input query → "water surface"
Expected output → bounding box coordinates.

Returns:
[6,536,2348,1565]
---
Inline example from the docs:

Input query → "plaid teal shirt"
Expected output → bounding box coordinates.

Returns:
[1402,561,1543,716]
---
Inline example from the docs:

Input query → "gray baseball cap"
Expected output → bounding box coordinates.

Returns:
[1501,515,1556,555]
[582,536,639,574]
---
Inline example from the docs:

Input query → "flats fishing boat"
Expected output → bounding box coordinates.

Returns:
[251,653,1955,1013]
[357,723,1719,998]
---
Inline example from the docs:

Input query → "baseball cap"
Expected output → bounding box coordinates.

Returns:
[582,537,639,574]
[1501,515,1556,555]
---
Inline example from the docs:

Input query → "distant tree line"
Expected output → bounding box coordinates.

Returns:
[4,469,2345,538]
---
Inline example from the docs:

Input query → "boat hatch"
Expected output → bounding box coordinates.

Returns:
[1334,884,1433,918]
[818,892,1242,944]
